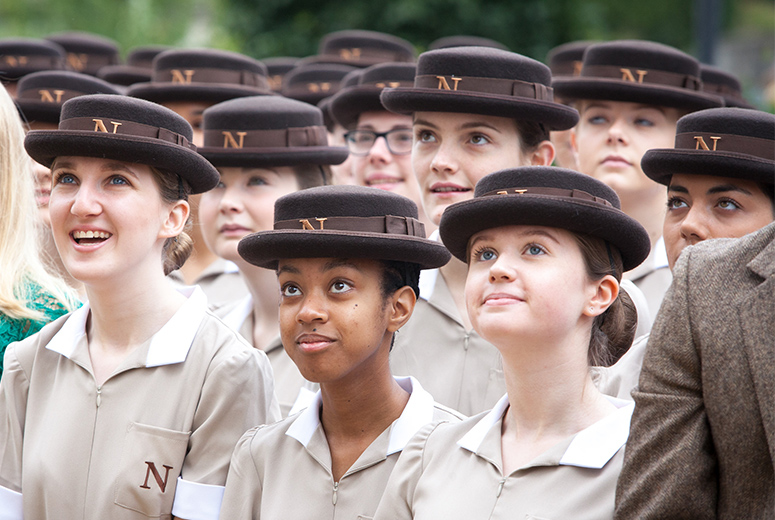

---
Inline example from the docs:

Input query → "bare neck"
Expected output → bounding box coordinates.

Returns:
[241,262,282,350]
[620,190,666,248]
[439,256,472,330]
[176,225,219,284]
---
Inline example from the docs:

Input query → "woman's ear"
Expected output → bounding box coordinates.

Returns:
[387,286,417,333]
[160,200,190,239]
[528,140,556,166]
[583,275,619,317]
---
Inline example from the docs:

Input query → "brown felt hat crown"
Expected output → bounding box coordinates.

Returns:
[199,95,348,167]
[46,32,120,76]
[303,30,416,68]
[281,63,357,105]
[16,71,122,124]
[546,41,596,79]
[553,40,724,111]
[0,38,67,82]
[428,35,509,51]
[700,65,754,109]
[263,57,301,91]
[239,184,451,270]
[439,166,651,271]
[24,94,219,194]
[127,48,272,103]
[318,68,362,131]
[97,46,171,87]
[330,62,416,128]
[380,46,579,130]
[642,107,775,186]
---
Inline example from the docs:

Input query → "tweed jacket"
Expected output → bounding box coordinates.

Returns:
[615,221,775,519]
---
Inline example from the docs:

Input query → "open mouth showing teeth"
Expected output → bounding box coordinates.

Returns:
[72,230,112,244]
[432,186,470,193]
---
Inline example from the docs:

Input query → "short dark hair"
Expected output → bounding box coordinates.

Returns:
[515,119,550,155]
[379,260,421,301]
[292,164,331,189]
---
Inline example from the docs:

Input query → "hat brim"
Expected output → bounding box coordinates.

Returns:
[199,146,349,167]
[380,87,579,130]
[238,229,451,270]
[16,100,61,124]
[330,87,386,128]
[439,194,650,271]
[128,82,272,103]
[24,130,219,193]
[642,148,775,186]
[552,77,724,111]
[98,65,152,86]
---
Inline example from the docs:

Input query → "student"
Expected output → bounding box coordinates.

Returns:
[593,107,775,401]
[379,46,646,415]
[0,83,76,365]
[197,95,347,415]
[329,61,435,230]
[0,38,66,98]
[219,185,463,519]
[129,48,273,305]
[553,40,723,316]
[373,166,651,519]
[0,94,279,519]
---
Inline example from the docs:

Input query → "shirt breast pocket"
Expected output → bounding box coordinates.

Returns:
[114,422,191,517]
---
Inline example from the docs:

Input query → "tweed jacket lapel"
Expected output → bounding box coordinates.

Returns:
[738,232,775,462]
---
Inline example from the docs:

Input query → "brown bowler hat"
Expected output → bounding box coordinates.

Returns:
[642,107,775,186]
[198,95,348,168]
[0,38,66,82]
[128,48,272,103]
[318,68,362,131]
[553,40,723,111]
[303,30,416,68]
[97,46,171,87]
[546,41,596,79]
[429,35,509,51]
[263,57,300,91]
[439,166,650,271]
[329,62,415,129]
[380,46,579,130]
[281,63,357,105]
[238,184,451,270]
[16,70,122,124]
[700,65,755,109]
[25,94,219,194]
[46,32,120,76]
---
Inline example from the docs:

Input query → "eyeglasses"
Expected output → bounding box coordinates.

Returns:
[344,129,413,156]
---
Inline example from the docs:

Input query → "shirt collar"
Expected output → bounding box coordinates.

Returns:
[220,294,253,331]
[653,236,669,270]
[457,394,635,469]
[417,229,442,301]
[285,376,436,456]
[46,286,208,367]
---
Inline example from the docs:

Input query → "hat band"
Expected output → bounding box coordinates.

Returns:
[274,215,426,237]
[414,74,553,101]
[481,186,614,207]
[59,116,196,150]
[153,67,269,89]
[552,60,584,78]
[361,79,415,89]
[1,54,65,70]
[675,132,775,161]
[283,82,342,97]
[580,65,702,91]
[203,125,328,149]
[323,47,410,63]
[17,87,89,105]
[65,53,116,72]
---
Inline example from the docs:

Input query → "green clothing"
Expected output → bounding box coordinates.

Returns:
[0,284,73,377]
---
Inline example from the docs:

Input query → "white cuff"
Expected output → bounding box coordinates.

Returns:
[171,477,225,520]
[0,485,22,520]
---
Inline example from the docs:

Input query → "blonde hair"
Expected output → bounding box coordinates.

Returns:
[0,84,77,320]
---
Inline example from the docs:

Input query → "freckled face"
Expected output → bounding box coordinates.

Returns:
[663,174,774,269]
[277,258,395,384]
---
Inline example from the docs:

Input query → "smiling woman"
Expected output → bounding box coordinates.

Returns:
[0,94,280,520]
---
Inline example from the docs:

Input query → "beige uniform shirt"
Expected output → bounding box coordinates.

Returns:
[391,265,651,417]
[0,287,281,520]
[374,394,634,520]
[625,237,672,319]
[215,295,308,416]
[593,333,650,400]
[168,258,249,307]
[219,376,464,520]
